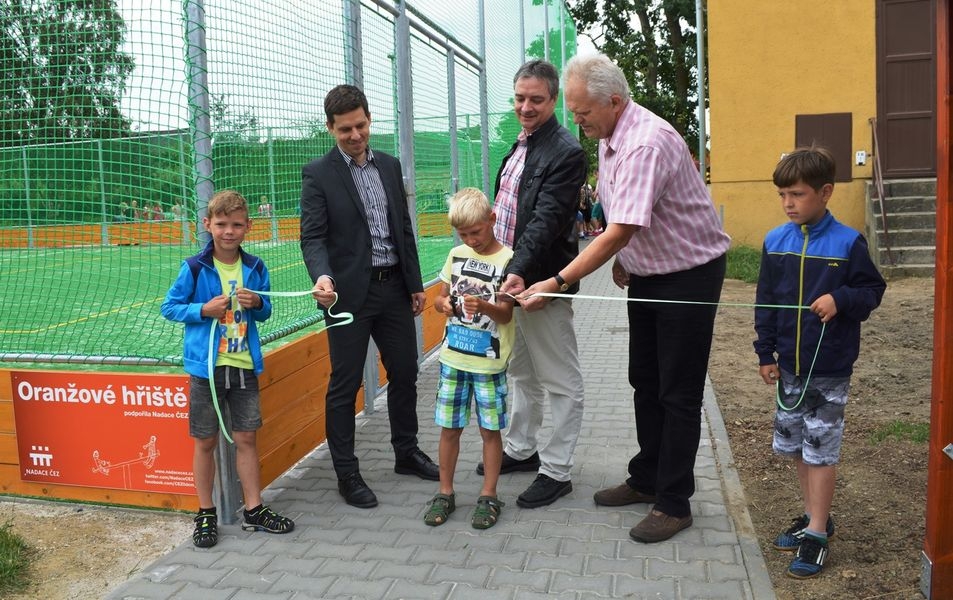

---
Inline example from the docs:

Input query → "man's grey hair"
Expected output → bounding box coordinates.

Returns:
[564,54,630,104]
[513,59,560,99]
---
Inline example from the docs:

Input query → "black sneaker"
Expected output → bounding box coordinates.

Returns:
[192,508,217,548]
[241,505,294,534]
[787,535,829,579]
[516,474,572,508]
[476,451,540,476]
[773,514,835,551]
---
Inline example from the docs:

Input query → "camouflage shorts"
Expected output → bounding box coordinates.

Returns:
[772,371,850,466]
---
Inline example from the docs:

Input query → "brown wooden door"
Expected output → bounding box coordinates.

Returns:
[876,0,937,178]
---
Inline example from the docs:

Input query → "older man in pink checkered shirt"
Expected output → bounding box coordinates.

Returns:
[522,53,730,544]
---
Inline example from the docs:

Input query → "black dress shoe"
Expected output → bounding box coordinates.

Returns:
[338,471,378,508]
[394,448,440,481]
[475,451,540,476]
[516,473,572,508]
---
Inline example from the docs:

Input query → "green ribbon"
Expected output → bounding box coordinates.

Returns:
[207,290,353,443]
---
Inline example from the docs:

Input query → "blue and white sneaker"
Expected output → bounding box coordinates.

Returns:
[773,514,835,551]
[787,535,829,579]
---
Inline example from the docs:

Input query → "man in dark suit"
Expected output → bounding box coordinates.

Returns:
[300,84,438,508]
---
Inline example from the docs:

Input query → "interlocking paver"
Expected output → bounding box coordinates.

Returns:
[107,252,776,600]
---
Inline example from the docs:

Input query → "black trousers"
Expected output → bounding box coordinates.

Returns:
[324,276,420,478]
[625,253,726,517]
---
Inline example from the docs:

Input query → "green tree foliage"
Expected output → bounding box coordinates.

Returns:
[0,0,135,147]
[211,93,260,143]
[569,0,704,153]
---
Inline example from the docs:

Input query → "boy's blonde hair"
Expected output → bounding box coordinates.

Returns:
[207,190,249,217]
[447,187,493,229]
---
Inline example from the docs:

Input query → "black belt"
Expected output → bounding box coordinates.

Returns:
[371,265,396,281]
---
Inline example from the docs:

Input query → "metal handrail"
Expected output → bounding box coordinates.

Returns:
[869,117,895,266]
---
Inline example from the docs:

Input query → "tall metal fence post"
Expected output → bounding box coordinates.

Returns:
[519,0,526,64]
[22,148,34,249]
[447,49,460,196]
[185,0,240,524]
[559,4,567,125]
[394,0,424,368]
[266,127,279,241]
[178,135,191,243]
[543,0,550,61]
[478,0,490,196]
[185,0,215,247]
[344,0,364,88]
[97,139,110,245]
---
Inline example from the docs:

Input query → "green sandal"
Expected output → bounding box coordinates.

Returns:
[471,495,504,529]
[424,493,455,526]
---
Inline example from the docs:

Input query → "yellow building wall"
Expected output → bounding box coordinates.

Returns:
[708,1,877,248]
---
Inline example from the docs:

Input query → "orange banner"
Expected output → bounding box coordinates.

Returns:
[12,371,194,495]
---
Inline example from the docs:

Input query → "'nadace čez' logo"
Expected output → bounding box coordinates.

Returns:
[25,444,60,478]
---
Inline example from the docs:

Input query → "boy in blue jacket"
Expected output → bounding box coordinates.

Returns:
[162,190,293,548]
[754,147,885,579]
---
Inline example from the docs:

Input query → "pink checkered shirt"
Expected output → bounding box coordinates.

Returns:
[492,131,528,249]
[599,101,730,276]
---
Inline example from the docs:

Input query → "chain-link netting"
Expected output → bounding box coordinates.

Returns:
[0,0,577,364]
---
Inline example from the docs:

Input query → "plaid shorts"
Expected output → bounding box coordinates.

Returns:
[434,363,508,430]
[189,366,262,438]
[773,371,850,466]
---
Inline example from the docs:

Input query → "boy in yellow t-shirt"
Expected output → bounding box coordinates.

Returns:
[424,188,515,530]
[161,190,293,547]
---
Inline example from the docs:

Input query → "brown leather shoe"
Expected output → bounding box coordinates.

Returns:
[629,509,693,543]
[593,483,657,506]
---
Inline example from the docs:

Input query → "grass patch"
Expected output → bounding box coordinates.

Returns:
[726,245,761,283]
[869,420,930,444]
[0,520,32,596]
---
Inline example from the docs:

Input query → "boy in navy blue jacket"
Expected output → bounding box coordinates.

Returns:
[162,190,293,547]
[754,147,885,579]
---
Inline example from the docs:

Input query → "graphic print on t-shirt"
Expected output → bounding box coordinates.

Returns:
[446,256,504,359]
[213,258,252,369]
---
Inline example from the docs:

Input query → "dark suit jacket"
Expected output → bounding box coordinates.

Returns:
[300,147,424,314]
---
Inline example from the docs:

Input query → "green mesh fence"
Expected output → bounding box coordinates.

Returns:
[0,0,578,365]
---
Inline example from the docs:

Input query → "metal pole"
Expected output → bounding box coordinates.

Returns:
[185,0,239,523]
[695,0,708,178]
[97,139,109,245]
[177,134,190,244]
[394,0,424,368]
[344,0,364,88]
[266,127,279,241]
[185,0,214,248]
[447,49,459,196]
[543,0,550,61]
[519,0,526,64]
[478,0,490,196]
[22,148,34,249]
[559,3,567,125]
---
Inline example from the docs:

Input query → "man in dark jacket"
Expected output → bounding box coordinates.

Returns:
[476,60,587,508]
[300,85,438,510]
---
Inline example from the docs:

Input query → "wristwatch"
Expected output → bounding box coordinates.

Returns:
[553,273,570,292]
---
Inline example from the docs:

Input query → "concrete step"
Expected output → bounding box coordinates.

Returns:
[872,211,936,231]
[872,178,937,198]
[882,264,935,278]
[877,246,936,266]
[876,229,936,247]
[871,196,937,214]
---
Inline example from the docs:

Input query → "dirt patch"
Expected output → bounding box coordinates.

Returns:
[0,500,191,600]
[0,276,935,599]
[711,276,932,600]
